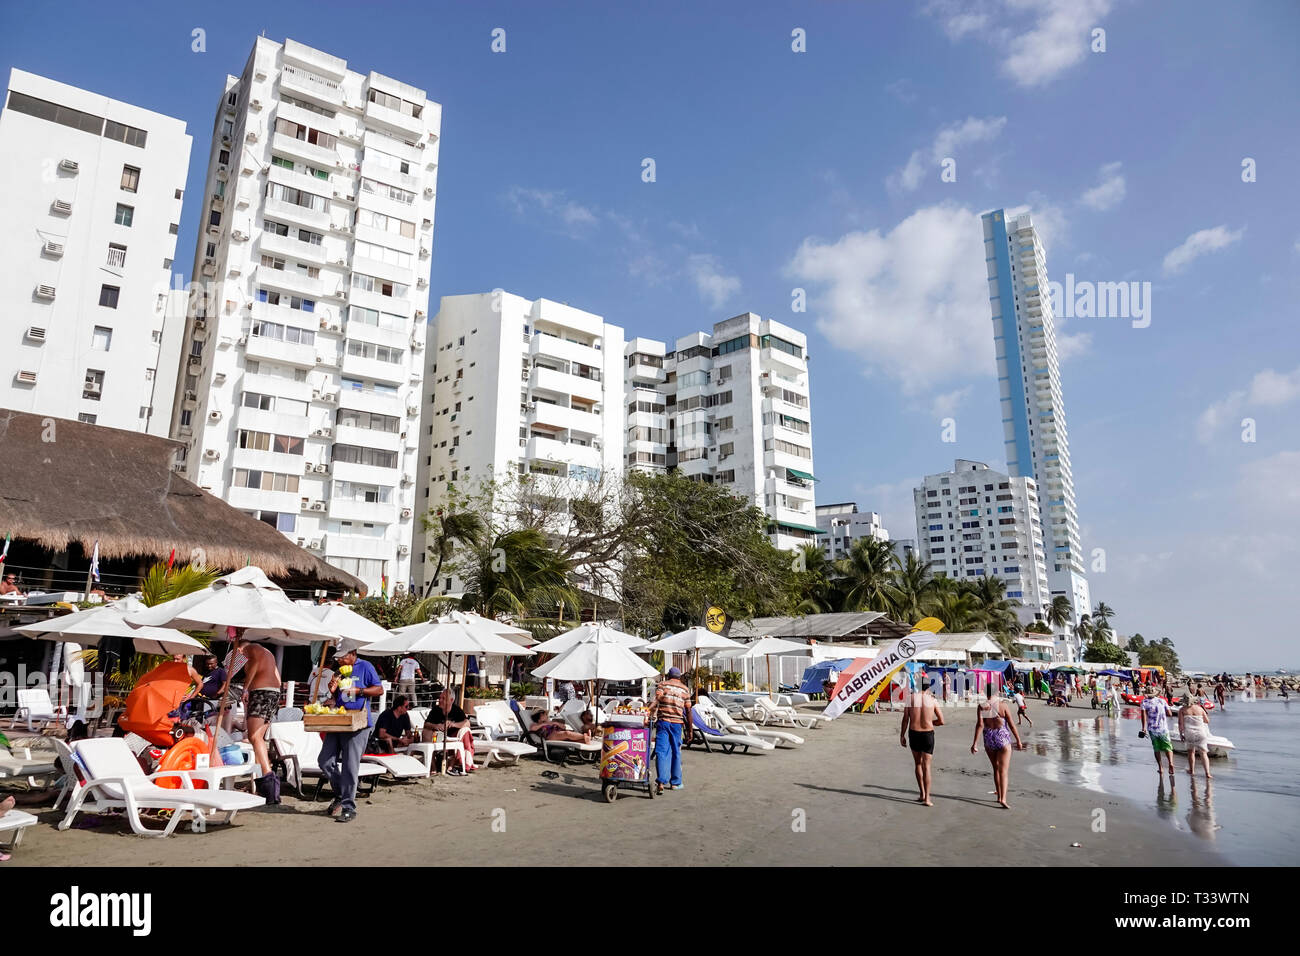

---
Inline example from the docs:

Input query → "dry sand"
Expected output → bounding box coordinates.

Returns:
[5,703,1219,867]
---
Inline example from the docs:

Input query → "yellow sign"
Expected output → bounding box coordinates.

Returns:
[912,617,945,634]
[704,606,728,634]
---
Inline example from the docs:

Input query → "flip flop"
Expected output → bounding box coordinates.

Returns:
[0,852,10,862]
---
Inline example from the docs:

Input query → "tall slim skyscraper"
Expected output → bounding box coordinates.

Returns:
[982,208,1089,622]
[0,69,191,435]
[172,38,440,596]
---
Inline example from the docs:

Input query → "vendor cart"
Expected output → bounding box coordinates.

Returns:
[599,714,654,802]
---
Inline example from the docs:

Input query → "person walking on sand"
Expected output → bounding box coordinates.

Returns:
[218,629,281,804]
[900,683,945,806]
[1139,692,1177,784]
[649,667,692,795]
[1178,695,1213,782]
[971,684,1024,809]
[1013,687,1033,727]
[321,648,383,823]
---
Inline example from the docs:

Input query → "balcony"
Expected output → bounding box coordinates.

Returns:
[531,365,602,402]
[235,403,310,438]
[279,63,343,109]
[259,229,329,266]
[529,332,600,367]
[334,423,401,453]
[330,459,400,488]
[360,157,421,194]
[227,485,302,515]
[245,328,318,369]
[264,194,331,233]
[340,350,407,385]
[337,385,404,418]
[271,131,338,174]
[628,361,666,384]
[363,97,426,139]
[255,265,323,299]
[760,346,805,375]
[525,434,601,470]
[328,498,395,524]
[526,401,601,436]
[324,532,392,561]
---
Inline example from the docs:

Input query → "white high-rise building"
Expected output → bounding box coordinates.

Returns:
[0,69,191,435]
[815,503,889,561]
[415,292,627,595]
[982,208,1090,622]
[626,313,816,551]
[171,38,440,597]
[913,458,1050,621]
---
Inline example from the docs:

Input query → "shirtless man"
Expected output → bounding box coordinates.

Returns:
[900,686,945,806]
[220,629,282,803]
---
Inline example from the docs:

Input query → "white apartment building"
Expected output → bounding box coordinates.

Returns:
[982,209,1090,622]
[627,313,816,551]
[171,38,440,597]
[0,69,191,435]
[415,292,627,594]
[815,503,889,561]
[913,459,1050,622]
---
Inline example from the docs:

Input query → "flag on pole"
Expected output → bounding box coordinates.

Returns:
[90,540,100,583]
[0,532,10,565]
[166,548,176,575]
[380,575,389,603]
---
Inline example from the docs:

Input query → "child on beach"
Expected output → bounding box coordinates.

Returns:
[1014,689,1032,727]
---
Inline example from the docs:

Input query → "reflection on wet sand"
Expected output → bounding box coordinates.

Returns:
[1186,779,1219,840]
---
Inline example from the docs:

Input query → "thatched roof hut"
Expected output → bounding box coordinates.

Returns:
[0,409,363,594]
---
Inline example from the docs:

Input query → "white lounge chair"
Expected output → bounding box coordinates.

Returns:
[57,738,264,837]
[687,709,774,754]
[698,697,803,747]
[1,808,39,851]
[8,688,66,732]
[0,741,59,784]
[362,750,430,780]
[267,720,384,799]
[469,702,538,765]
[508,700,600,764]
[749,696,825,729]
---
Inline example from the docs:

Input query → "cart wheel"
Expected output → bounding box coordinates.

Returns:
[602,783,618,803]
[646,780,655,799]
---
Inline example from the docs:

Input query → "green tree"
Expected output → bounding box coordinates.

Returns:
[1083,637,1131,665]
[419,505,485,596]
[792,544,836,613]
[1046,595,1073,630]
[458,527,579,623]
[834,537,900,613]
[887,550,936,624]
[924,578,982,633]
[961,575,1024,654]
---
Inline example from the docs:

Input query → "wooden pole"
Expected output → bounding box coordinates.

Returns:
[309,641,330,705]
[767,655,773,699]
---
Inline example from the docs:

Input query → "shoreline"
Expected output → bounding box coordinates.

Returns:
[4,699,1225,867]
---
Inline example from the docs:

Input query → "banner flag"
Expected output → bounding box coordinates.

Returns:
[821,630,940,720]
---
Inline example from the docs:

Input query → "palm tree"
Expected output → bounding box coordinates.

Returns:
[459,527,579,622]
[1092,601,1116,629]
[834,537,900,613]
[888,551,935,624]
[1046,595,1073,630]
[963,575,1024,653]
[926,584,982,634]
[420,508,486,596]
[793,544,835,613]
[1073,613,1094,644]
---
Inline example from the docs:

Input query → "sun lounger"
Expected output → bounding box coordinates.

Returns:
[266,720,384,799]
[57,738,265,837]
[697,696,803,747]
[362,751,430,780]
[749,696,825,729]
[0,742,59,784]
[508,699,600,764]
[468,702,538,766]
[686,709,774,754]
[0,808,39,850]
[8,688,67,732]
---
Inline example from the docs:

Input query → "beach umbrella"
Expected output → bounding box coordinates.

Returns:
[532,633,660,682]
[124,567,343,646]
[118,660,194,747]
[731,636,811,699]
[529,622,647,655]
[652,626,746,696]
[296,602,396,702]
[14,597,206,656]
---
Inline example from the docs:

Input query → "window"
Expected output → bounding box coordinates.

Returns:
[353,240,412,269]
[273,117,338,151]
[355,208,415,238]
[106,243,127,268]
[5,91,104,134]
[336,408,401,433]
[347,306,406,332]
[256,290,316,314]
[345,340,403,364]
[251,318,316,345]
[367,88,423,119]
[121,165,140,192]
[78,413,97,424]
[333,480,394,504]
[233,469,301,493]
[265,181,326,211]
[91,326,112,351]
[218,148,230,165]
[351,272,408,298]
[332,444,398,469]
[99,285,120,309]
[364,147,411,175]
[114,203,134,226]
[208,210,222,227]
[360,178,415,205]
[83,369,104,400]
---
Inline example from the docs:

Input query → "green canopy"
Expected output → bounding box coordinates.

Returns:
[786,468,817,482]
[772,520,824,535]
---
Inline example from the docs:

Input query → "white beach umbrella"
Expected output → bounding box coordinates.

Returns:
[532,633,660,682]
[732,636,812,698]
[653,626,746,694]
[530,622,648,655]
[14,597,206,656]
[299,602,392,652]
[123,566,342,646]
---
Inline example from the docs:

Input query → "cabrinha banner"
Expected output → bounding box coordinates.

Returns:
[821,630,941,720]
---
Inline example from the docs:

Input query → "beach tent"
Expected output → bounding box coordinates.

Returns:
[799,658,854,695]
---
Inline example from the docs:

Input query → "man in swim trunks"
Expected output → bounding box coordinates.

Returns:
[1140,692,1176,783]
[900,683,945,806]
[220,629,282,803]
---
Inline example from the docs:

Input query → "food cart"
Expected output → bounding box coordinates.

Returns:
[600,705,654,802]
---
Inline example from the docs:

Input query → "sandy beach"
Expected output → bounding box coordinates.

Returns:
[5,700,1222,867]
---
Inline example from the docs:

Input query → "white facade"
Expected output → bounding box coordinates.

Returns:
[913,458,1050,621]
[415,292,627,594]
[0,69,191,435]
[815,503,889,560]
[982,209,1090,621]
[627,313,816,551]
[171,38,441,597]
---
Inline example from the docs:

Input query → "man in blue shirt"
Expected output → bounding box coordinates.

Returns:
[321,648,383,823]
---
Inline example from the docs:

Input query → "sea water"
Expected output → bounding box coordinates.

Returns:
[1023,698,1300,866]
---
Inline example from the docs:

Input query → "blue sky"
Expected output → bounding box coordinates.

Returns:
[3,1,1298,668]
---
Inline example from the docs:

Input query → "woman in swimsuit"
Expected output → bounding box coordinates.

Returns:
[971,684,1024,809]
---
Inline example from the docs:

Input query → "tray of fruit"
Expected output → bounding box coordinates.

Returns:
[303,702,370,731]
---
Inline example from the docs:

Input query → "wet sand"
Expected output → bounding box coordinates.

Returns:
[5,702,1220,867]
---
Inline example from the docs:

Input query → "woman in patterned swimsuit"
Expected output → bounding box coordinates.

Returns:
[971,684,1025,809]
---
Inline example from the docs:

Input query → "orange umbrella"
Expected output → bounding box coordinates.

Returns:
[118,660,193,747]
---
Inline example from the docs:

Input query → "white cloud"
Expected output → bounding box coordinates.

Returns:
[1162,225,1245,275]
[1239,450,1300,510]
[1196,365,1300,443]
[1055,331,1092,362]
[504,187,598,234]
[930,387,973,419]
[889,116,1007,192]
[1079,161,1126,211]
[1004,197,1069,256]
[926,0,1113,88]
[686,254,741,309]
[851,477,923,543]
[788,204,989,391]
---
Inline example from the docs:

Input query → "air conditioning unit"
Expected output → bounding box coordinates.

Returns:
[216,168,228,182]
[255,69,267,81]
[315,356,325,365]
[328,322,340,332]
[406,405,418,416]
[312,428,325,437]
[417,278,427,289]
[320,317,329,330]
[397,545,410,555]
[310,501,326,512]
[321,427,332,438]
[419,246,430,258]
[203,448,221,460]
[296,536,306,546]
[309,539,322,550]
[25,327,46,342]
[228,267,241,278]
[411,339,423,351]
[202,260,217,276]
[59,158,79,173]
[304,461,315,473]
[35,284,56,300]
[188,356,202,369]
[400,473,413,485]
[338,225,352,235]
[400,507,413,519]
[50,199,72,215]
[414,309,425,319]
[332,290,345,299]
[208,410,222,422]
[245,131,258,143]
[221,135,232,148]
[416,141,425,150]
[42,240,64,257]
[194,318,207,331]
[323,392,338,403]
[334,258,346,266]
[422,187,433,198]
[213,372,227,384]
[250,99,263,111]
[422,219,432,229]
[232,230,248,241]
[237,335,248,346]
[314,463,328,474]
[184,389,198,402]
